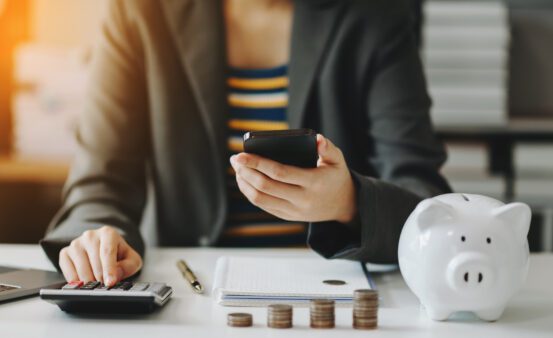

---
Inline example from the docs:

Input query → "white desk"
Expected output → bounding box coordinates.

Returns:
[1,245,552,338]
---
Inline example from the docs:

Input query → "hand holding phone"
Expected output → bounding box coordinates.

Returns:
[232,131,357,224]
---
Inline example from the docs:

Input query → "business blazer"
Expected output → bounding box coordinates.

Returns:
[40,0,451,268]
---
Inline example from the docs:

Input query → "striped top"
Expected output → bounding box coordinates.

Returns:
[218,65,308,247]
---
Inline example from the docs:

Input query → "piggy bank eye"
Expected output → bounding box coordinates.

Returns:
[486,237,492,244]
[461,236,466,242]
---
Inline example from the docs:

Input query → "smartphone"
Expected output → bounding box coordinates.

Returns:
[243,129,318,168]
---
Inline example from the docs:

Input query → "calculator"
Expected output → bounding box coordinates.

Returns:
[40,281,173,314]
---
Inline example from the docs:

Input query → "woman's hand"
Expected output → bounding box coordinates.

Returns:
[58,226,143,286]
[230,134,356,223]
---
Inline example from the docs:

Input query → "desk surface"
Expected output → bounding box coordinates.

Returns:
[1,245,552,338]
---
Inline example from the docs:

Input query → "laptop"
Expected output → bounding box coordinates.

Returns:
[0,265,65,303]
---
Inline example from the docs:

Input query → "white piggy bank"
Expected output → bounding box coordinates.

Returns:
[398,193,531,321]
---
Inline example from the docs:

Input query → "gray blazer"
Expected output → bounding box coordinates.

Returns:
[40,0,451,268]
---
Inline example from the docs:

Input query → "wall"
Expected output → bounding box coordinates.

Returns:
[0,0,107,243]
[30,0,107,47]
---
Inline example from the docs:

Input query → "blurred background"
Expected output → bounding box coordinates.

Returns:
[0,0,552,251]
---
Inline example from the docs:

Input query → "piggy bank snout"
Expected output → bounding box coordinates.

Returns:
[447,253,495,292]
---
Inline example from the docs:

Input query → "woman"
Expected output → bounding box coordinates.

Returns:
[41,0,451,287]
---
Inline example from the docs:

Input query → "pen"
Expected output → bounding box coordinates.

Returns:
[177,259,204,294]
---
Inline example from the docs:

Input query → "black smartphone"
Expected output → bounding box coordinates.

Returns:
[243,129,318,168]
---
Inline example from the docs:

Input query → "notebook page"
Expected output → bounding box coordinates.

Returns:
[214,256,370,298]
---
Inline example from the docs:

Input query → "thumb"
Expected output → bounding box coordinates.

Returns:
[116,242,143,280]
[317,134,343,165]
[117,257,142,280]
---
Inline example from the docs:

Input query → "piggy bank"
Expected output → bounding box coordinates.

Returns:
[398,193,531,321]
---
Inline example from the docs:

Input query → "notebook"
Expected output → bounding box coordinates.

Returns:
[212,256,390,306]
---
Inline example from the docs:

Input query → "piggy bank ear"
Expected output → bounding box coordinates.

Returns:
[415,199,454,230]
[492,202,531,242]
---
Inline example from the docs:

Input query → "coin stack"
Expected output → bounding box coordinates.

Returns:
[227,313,253,327]
[352,289,379,330]
[310,299,335,329]
[267,304,293,329]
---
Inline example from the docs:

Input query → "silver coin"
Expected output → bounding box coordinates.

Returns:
[354,289,378,299]
[268,319,293,323]
[267,318,293,322]
[227,313,253,327]
[311,322,335,328]
[311,312,335,316]
[353,308,379,313]
[268,314,292,319]
[353,322,378,327]
[353,307,379,311]
[228,313,252,319]
[268,309,293,313]
[354,310,378,314]
[268,304,293,311]
[353,317,378,324]
[354,314,378,319]
[310,306,335,310]
[268,322,293,329]
[352,315,378,321]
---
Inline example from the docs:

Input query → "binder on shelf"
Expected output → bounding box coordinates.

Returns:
[423,0,509,127]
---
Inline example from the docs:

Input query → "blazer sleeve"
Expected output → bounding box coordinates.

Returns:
[39,0,149,270]
[308,1,451,264]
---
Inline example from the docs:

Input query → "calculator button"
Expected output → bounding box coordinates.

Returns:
[94,284,109,291]
[80,281,101,290]
[108,282,123,290]
[119,282,133,290]
[108,281,133,291]
[129,283,150,292]
[62,281,83,290]
[147,283,166,295]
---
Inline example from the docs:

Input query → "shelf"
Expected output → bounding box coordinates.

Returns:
[0,155,69,184]
[437,117,553,141]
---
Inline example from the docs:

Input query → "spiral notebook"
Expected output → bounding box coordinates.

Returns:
[212,256,393,307]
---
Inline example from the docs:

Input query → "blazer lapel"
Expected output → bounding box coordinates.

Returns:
[288,1,344,129]
[160,0,228,241]
[160,0,227,165]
